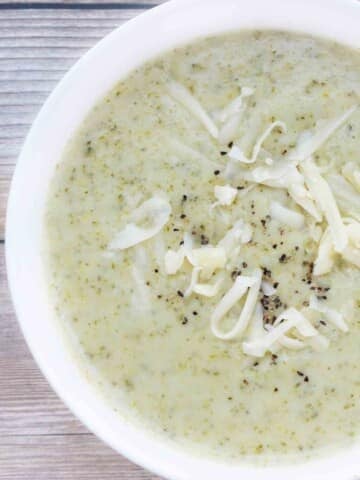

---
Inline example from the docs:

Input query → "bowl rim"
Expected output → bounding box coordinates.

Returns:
[6,0,360,479]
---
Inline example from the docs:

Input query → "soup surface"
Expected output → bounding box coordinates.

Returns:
[45,31,360,461]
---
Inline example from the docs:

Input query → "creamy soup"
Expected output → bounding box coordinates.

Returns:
[45,31,360,462]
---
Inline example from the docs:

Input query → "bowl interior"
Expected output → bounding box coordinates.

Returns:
[6,0,360,479]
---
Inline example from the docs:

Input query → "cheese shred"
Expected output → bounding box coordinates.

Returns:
[301,157,347,252]
[168,81,219,138]
[109,196,171,250]
[211,269,262,340]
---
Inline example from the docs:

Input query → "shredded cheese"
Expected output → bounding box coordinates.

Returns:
[213,185,238,207]
[314,220,360,274]
[274,309,318,337]
[246,302,266,342]
[228,121,287,164]
[160,97,357,358]
[265,324,306,351]
[218,87,254,123]
[189,247,227,279]
[269,200,305,229]
[218,87,254,145]
[261,281,276,296]
[301,157,347,252]
[313,227,335,276]
[309,295,348,332]
[327,174,360,220]
[168,138,220,168]
[193,276,224,297]
[277,335,305,350]
[218,220,252,257]
[168,81,219,138]
[184,266,201,298]
[164,248,185,275]
[242,307,318,357]
[290,105,358,162]
[308,220,323,243]
[211,269,262,340]
[237,162,322,220]
[342,162,360,191]
[109,196,171,250]
[164,233,195,275]
[288,182,322,221]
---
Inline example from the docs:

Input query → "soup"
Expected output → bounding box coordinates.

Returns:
[45,31,360,461]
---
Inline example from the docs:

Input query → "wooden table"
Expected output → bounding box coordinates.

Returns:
[0,1,164,478]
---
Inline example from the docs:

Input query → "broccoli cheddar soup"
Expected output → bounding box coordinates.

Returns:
[45,31,360,462]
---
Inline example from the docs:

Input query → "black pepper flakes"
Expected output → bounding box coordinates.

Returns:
[200,234,209,245]
[262,267,272,278]
[279,254,288,263]
[231,269,242,280]
[181,316,188,325]
[177,290,184,298]
[214,170,220,176]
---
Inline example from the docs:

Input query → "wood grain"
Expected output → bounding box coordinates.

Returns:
[0,436,162,479]
[0,2,165,478]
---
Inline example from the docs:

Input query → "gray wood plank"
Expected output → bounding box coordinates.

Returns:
[0,435,162,480]
[0,5,169,240]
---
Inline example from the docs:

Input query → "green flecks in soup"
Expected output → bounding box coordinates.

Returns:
[45,31,360,462]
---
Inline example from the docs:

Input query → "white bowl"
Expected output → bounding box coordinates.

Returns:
[6,0,360,478]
